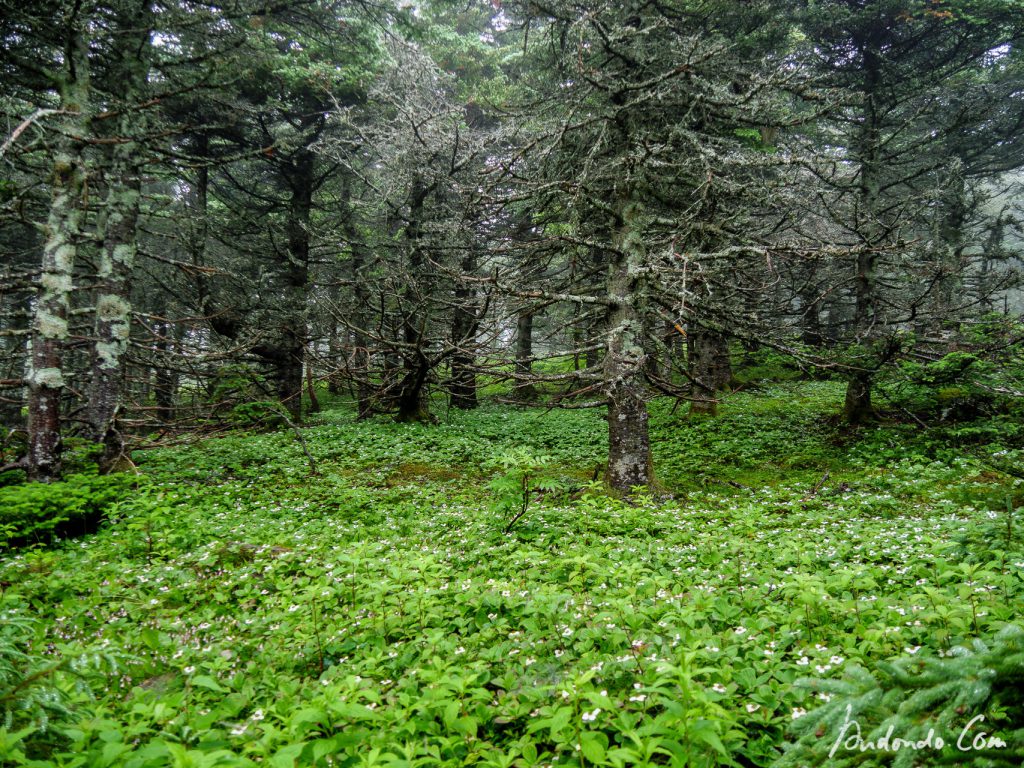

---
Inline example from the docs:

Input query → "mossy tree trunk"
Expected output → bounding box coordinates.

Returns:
[26,30,90,482]
[605,193,652,491]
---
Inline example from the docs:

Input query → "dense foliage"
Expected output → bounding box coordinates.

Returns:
[2,382,1023,766]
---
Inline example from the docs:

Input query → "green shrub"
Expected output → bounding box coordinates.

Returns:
[0,597,122,763]
[228,399,287,428]
[877,352,998,419]
[0,473,141,550]
[733,348,806,384]
[779,624,1024,767]
[0,599,75,760]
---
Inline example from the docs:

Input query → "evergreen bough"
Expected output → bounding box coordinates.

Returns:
[777,624,1024,767]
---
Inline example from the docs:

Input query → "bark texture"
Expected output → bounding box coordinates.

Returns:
[26,31,90,482]
[689,326,731,416]
[604,196,652,490]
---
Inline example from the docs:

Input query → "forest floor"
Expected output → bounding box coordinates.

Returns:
[3,380,1024,767]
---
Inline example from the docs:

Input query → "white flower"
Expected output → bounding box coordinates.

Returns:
[734,626,747,635]
[251,709,265,721]
[796,656,810,666]
[712,683,727,693]
[746,703,760,713]
[791,707,807,720]
[581,708,601,722]
[629,694,647,702]
[905,646,921,655]
[454,647,466,655]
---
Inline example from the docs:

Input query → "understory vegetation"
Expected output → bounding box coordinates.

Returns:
[3,380,1023,767]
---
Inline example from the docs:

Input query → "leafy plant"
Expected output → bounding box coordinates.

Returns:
[0,473,141,550]
[486,448,568,533]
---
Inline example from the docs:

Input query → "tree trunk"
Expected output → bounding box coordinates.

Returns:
[279,151,313,421]
[844,249,877,423]
[689,326,730,416]
[395,176,432,422]
[85,6,149,471]
[26,33,90,482]
[306,352,320,414]
[843,40,883,425]
[340,175,373,417]
[933,168,967,333]
[327,319,341,395]
[0,288,31,429]
[154,315,177,424]
[844,371,873,425]
[604,195,652,491]
[86,164,141,461]
[449,248,479,410]
[514,309,537,401]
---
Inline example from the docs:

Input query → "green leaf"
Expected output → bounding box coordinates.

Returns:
[580,731,607,764]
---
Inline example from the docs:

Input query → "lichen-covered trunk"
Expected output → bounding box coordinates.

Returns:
[85,0,152,471]
[87,168,141,459]
[26,34,90,482]
[604,197,651,491]
[28,157,84,481]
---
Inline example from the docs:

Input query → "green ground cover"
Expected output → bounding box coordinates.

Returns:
[2,381,1022,767]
